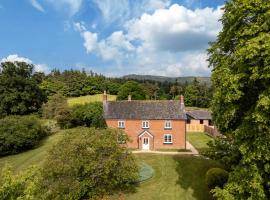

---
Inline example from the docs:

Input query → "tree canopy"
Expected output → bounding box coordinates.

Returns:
[208,0,270,199]
[117,81,147,100]
[0,62,46,117]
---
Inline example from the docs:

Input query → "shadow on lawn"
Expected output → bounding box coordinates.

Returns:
[173,155,221,200]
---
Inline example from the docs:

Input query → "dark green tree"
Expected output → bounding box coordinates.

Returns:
[117,81,146,100]
[208,0,270,199]
[0,62,46,117]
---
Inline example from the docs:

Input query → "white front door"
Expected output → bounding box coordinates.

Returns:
[142,137,150,150]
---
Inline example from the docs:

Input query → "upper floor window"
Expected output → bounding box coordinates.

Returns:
[187,119,191,124]
[164,134,172,144]
[164,120,172,129]
[142,121,149,129]
[200,120,204,124]
[118,120,125,129]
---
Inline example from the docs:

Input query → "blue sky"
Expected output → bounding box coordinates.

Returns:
[0,0,225,77]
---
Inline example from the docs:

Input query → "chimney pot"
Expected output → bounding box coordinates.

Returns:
[180,95,185,110]
[103,91,107,102]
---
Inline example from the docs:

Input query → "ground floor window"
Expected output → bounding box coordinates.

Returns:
[164,134,172,144]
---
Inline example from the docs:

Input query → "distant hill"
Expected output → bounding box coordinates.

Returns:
[122,74,211,85]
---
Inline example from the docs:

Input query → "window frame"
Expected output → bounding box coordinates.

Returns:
[164,134,173,144]
[118,120,125,129]
[200,119,204,124]
[164,120,172,129]
[142,120,149,129]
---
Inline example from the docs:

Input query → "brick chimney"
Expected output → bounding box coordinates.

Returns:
[128,95,132,101]
[180,95,185,110]
[103,91,107,102]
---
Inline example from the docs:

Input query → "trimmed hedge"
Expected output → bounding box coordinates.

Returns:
[205,168,229,190]
[0,115,48,156]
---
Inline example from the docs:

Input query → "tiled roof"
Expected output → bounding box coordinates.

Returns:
[186,110,212,120]
[103,100,186,120]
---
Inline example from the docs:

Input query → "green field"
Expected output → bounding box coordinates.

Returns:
[187,132,214,152]
[124,154,221,200]
[0,132,64,173]
[67,94,117,106]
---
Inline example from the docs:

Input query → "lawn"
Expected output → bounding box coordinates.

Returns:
[0,132,64,173]
[187,132,214,152]
[124,154,222,200]
[67,94,116,106]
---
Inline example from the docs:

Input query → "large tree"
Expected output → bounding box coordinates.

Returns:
[117,81,146,100]
[208,0,270,199]
[0,62,46,117]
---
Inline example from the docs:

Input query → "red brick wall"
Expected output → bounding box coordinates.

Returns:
[106,119,186,150]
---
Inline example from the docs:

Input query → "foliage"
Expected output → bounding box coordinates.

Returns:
[42,93,68,119]
[184,78,212,108]
[117,81,146,100]
[39,127,139,199]
[0,62,46,118]
[208,0,270,198]
[0,115,48,156]
[57,102,106,129]
[40,69,121,97]
[0,165,41,200]
[205,168,229,190]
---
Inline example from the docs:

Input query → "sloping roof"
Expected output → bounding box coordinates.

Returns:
[186,110,212,120]
[103,100,186,120]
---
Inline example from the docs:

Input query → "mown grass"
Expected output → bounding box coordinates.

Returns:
[67,94,117,106]
[123,154,222,200]
[0,132,64,173]
[187,132,214,153]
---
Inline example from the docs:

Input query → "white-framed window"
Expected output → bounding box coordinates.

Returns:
[142,121,149,129]
[164,120,172,129]
[118,120,125,129]
[164,134,172,144]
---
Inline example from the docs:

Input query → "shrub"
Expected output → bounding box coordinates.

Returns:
[205,168,229,190]
[39,127,139,199]
[0,165,41,200]
[0,115,48,156]
[57,102,106,129]
[42,93,69,119]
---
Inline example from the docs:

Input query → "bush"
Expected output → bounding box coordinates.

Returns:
[0,115,48,156]
[0,165,41,200]
[206,168,229,190]
[42,93,69,119]
[57,102,106,129]
[39,127,139,199]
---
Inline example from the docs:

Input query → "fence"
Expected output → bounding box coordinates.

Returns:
[186,124,223,138]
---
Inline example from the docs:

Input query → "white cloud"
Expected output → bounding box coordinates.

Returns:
[29,0,45,12]
[93,0,130,24]
[1,54,32,63]
[127,4,223,52]
[1,54,50,74]
[82,31,98,53]
[45,0,82,16]
[146,0,171,10]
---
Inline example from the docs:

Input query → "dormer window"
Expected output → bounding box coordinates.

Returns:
[164,120,172,129]
[118,120,125,129]
[142,121,149,129]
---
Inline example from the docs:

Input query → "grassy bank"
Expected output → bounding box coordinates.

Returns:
[0,132,63,172]
[67,94,117,106]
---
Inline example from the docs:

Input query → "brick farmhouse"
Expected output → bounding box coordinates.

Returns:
[103,93,187,150]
